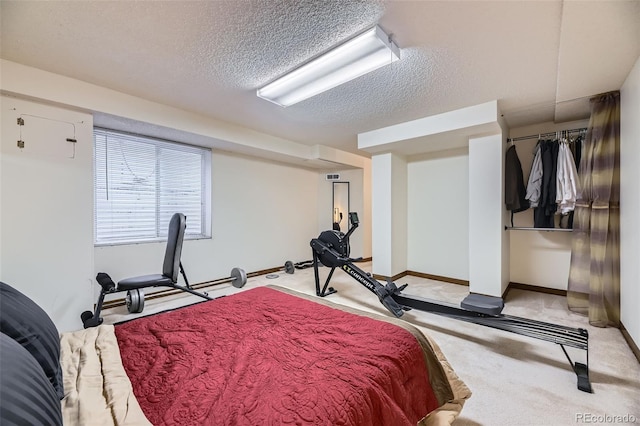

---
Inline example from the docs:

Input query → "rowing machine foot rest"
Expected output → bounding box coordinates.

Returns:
[575,362,592,393]
[461,294,504,316]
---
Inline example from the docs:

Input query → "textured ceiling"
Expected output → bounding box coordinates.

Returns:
[1,0,639,156]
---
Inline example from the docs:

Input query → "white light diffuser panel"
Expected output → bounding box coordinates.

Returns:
[257,25,400,107]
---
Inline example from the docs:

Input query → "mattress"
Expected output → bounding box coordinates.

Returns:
[60,285,471,425]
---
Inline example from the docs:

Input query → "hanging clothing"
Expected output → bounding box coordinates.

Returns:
[534,140,557,228]
[525,142,543,208]
[545,141,560,217]
[567,135,584,228]
[505,145,529,215]
[571,135,583,173]
[556,139,580,214]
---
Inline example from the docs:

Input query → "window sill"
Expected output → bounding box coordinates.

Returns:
[94,235,211,247]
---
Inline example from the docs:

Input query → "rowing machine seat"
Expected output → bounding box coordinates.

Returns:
[461,293,504,316]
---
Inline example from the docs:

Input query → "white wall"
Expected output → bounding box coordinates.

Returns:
[507,119,589,289]
[407,148,469,280]
[620,56,640,348]
[0,96,94,332]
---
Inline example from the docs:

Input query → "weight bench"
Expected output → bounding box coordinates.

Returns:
[81,213,246,328]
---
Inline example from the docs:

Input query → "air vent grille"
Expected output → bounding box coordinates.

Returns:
[325,174,340,181]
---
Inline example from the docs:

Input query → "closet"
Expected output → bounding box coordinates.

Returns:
[506,127,586,232]
[506,120,589,290]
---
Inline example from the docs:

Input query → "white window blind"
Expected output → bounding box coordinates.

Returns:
[94,128,211,245]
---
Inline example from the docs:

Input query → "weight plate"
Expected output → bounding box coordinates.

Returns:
[126,289,145,313]
[135,289,145,313]
[230,267,247,288]
[266,274,279,279]
[284,260,295,274]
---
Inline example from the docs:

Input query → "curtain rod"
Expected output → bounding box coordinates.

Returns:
[507,127,587,143]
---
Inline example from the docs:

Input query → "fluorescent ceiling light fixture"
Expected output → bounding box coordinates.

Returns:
[257,25,400,107]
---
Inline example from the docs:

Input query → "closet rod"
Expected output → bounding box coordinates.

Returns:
[505,226,572,232]
[507,127,587,144]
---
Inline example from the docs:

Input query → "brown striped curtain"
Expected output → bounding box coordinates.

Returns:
[567,91,620,327]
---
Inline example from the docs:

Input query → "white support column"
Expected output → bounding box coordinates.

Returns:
[371,153,407,277]
[468,133,509,296]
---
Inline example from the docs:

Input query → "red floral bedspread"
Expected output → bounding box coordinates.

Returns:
[115,287,440,425]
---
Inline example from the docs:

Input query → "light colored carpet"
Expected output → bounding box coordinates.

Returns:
[102,263,640,425]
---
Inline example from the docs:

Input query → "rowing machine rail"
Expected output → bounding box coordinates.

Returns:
[391,292,591,393]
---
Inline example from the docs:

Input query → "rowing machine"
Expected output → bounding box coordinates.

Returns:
[309,212,591,393]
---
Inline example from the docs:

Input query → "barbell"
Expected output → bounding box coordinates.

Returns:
[124,267,248,314]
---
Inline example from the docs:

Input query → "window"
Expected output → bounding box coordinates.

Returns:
[94,128,211,245]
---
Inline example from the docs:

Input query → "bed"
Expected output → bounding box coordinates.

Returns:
[1,282,471,426]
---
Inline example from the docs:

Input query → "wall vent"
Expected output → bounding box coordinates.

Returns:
[325,173,340,181]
